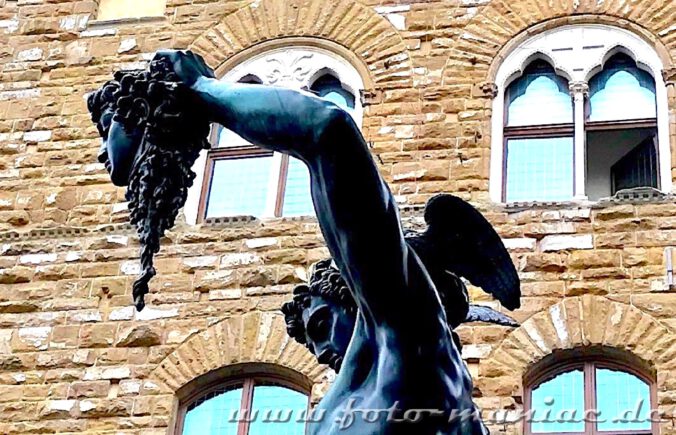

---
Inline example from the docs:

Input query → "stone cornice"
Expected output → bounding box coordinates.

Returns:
[0,195,673,242]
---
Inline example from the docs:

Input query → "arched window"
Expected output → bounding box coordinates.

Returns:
[588,54,656,122]
[503,60,574,202]
[490,25,672,204]
[178,375,311,435]
[524,355,658,435]
[184,46,365,224]
[586,54,659,199]
[310,74,356,113]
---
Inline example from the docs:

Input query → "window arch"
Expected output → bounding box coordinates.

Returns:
[177,369,312,435]
[524,352,658,435]
[503,60,574,202]
[588,53,656,122]
[310,73,356,114]
[184,46,365,224]
[506,60,573,127]
[490,24,672,203]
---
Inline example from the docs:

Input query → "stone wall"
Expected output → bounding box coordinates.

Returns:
[0,0,674,434]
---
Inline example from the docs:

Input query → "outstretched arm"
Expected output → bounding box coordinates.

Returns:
[193,79,336,162]
[165,51,446,332]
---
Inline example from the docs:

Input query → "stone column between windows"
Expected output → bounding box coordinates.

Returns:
[569,81,589,200]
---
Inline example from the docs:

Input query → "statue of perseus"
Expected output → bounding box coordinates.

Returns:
[88,50,521,434]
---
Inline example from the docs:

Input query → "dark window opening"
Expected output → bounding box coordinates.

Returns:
[611,135,659,193]
[584,53,659,201]
[585,127,659,200]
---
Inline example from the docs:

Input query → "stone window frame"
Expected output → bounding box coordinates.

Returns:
[523,350,659,435]
[489,24,672,205]
[175,371,312,435]
[92,0,167,24]
[183,45,366,224]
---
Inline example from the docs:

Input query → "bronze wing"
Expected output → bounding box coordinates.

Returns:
[405,194,521,312]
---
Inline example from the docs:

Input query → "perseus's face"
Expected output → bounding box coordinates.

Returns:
[301,295,356,373]
[96,108,144,187]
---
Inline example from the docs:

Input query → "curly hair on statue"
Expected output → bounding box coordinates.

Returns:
[282,256,479,351]
[87,58,211,311]
[281,259,357,347]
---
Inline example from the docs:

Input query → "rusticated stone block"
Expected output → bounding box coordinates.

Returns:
[632,293,676,319]
[0,266,33,284]
[593,205,635,221]
[50,325,79,349]
[193,269,237,292]
[595,232,634,248]
[180,255,218,272]
[0,300,39,313]
[38,400,76,420]
[67,381,111,399]
[79,324,116,349]
[12,326,51,351]
[77,397,134,418]
[569,250,621,268]
[239,267,276,287]
[540,234,592,251]
[392,161,449,181]
[519,253,566,272]
[116,325,162,348]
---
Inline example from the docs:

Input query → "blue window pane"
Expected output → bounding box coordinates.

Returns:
[282,157,314,217]
[531,369,585,433]
[322,90,354,111]
[206,156,273,218]
[505,137,574,202]
[217,127,250,148]
[589,55,656,122]
[311,74,355,113]
[248,385,308,435]
[595,368,651,432]
[507,63,573,126]
[183,387,242,435]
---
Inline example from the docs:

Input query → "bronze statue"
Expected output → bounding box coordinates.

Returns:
[282,257,518,374]
[88,50,521,434]
[87,57,211,310]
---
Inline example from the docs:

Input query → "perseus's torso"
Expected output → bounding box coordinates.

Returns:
[306,318,486,435]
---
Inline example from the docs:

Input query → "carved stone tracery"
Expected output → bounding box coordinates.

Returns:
[223,47,364,96]
[265,52,316,87]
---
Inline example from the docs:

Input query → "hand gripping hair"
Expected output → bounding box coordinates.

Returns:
[87,58,212,311]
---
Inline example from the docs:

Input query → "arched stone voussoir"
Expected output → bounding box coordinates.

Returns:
[479,295,676,383]
[188,0,413,88]
[443,4,676,86]
[149,311,330,393]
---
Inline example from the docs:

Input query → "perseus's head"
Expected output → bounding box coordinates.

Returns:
[87,59,211,310]
[281,259,357,373]
[282,258,518,373]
